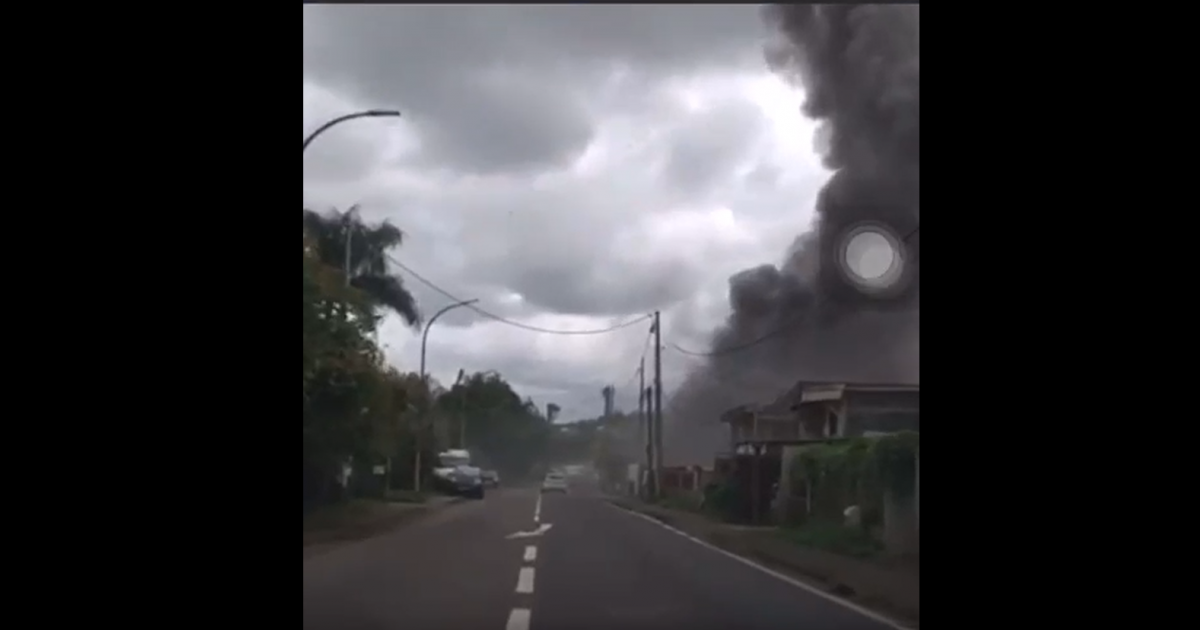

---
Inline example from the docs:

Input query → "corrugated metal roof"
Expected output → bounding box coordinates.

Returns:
[775,380,918,409]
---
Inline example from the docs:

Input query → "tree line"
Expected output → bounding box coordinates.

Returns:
[302,208,557,510]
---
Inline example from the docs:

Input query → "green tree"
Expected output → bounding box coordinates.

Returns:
[303,206,421,327]
[303,231,434,506]
[303,235,388,505]
[435,371,550,478]
[303,228,558,503]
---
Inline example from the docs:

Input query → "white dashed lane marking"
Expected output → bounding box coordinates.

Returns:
[508,493,544,629]
[515,567,535,594]
[505,608,531,630]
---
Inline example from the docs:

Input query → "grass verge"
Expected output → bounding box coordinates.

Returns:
[776,522,884,559]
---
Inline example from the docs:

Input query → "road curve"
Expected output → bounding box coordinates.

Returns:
[303,486,907,630]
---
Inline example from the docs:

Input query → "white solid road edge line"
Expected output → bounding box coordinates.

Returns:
[515,567,536,594]
[524,545,537,562]
[606,502,914,630]
[505,608,531,630]
[533,494,542,523]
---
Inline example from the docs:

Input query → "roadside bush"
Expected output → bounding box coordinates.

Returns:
[657,493,701,512]
[788,432,919,531]
[702,480,744,522]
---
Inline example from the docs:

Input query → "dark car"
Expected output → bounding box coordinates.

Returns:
[446,466,485,499]
[481,470,500,488]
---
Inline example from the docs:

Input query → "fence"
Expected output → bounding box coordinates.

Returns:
[661,465,703,494]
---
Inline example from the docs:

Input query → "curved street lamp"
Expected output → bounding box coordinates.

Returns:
[304,111,402,286]
[413,298,480,492]
[303,109,402,153]
[419,299,481,384]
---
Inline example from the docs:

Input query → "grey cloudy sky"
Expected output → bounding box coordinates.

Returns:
[303,5,830,422]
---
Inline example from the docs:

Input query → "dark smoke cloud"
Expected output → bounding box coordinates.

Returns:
[665,4,920,465]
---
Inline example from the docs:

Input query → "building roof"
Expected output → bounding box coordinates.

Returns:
[718,404,759,424]
[773,380,919,410]
[719,380,919,425]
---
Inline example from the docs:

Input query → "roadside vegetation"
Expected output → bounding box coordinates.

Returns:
[303,207,559,518]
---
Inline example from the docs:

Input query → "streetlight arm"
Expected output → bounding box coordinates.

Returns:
[419,298,481,385]
[303,109,402,152]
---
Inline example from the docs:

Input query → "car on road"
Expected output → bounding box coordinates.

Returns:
[541,471,568,493]
[445,466,485,499]
[481,470,500,488]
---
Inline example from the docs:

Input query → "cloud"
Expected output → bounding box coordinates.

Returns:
[303,5,830,426]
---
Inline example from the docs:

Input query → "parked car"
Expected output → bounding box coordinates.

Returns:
[481,470,500,488]
[541,471,568,494]
[441,466,485,499]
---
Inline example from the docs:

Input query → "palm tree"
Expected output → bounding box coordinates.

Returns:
[302,206,421,327]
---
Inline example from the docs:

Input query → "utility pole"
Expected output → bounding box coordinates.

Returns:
[644,385,653,497]
[652,311,664,499]
[456,368,467,449]
[637,357,647,497]
[458,403,467,448]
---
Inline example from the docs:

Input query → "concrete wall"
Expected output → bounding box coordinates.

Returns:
[882,450,919,556]
[883,487,919,556]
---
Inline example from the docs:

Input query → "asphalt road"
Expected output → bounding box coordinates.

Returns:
[303,485,907,630]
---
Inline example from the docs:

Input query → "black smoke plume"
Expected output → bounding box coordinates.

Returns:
[665,4,920,465]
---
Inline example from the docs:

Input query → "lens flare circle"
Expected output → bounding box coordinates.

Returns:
[836,223,906,295]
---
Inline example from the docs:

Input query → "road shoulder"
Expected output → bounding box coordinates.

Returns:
[607,496,919,628]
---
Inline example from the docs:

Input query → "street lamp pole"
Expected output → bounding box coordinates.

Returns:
[304,110,399,286]
[413,298,480,492]
[303,109,402,153]
[419,299,481,384]
[453,368,467,449]
[343,205,359,287]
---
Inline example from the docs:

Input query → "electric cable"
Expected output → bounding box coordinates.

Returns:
[387,254,653,335]
[667,313,810,357]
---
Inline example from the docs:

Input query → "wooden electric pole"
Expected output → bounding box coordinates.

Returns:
[637,357,647,497]
[652,310,664,499]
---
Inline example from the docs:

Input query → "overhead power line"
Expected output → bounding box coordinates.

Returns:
[667,314,809,358]
[619,364,641,393]
[618,325,654,391]
[387,254,652,335]
[638,323,654,364]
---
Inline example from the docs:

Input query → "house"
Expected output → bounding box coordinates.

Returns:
[717,380,919,526]
[779,381,920,554]
[718,401,815,524]
[774,380,919,440]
